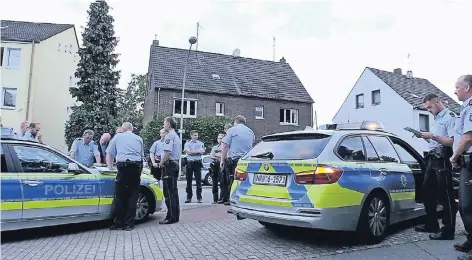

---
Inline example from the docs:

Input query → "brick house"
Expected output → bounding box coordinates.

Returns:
[143,40,314,141]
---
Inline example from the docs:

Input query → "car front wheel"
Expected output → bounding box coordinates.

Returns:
[205,173,213,186]
[357,193,390,244]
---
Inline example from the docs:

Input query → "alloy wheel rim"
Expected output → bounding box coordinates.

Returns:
[135,192,149,220]
[208,175,212,185]
[368,197,387,236]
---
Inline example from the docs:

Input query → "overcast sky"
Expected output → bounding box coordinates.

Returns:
[2,0,471,124]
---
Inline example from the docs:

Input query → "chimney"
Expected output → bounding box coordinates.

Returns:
[279,57,286,63]
[152,39,159,46]
[406,70,413,78]
[393,68,402,75]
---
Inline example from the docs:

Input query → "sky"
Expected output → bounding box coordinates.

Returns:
[2,0,471,125]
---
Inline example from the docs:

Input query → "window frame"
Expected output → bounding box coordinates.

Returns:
[361,135,381,162]
[255,106,264,119]
[371,90,381,105]
[279,108,299,126]
[364,134,401,163]
[334,134,367,162]
[355,94,364,109]
[173,98,197,118]
[419,113,430,132]
[215,102,225,116]
[0,47,4,67]
[1,87,18,109]
[4,47,21,69]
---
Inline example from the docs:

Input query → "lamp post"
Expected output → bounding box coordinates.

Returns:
[179,36,197,176]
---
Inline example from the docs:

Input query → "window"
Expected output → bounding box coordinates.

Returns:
[4,48,21,69]
[372,90,380,105]
[419,114,430,132]
[2,88,17,108]
[366,136,400,163]
[280,109,298,125]
[12,145,71,173]
[362,136,380,161]
[0,47,4,66]
[255,106,264,119]
[173,99,197,118]
[356,94,364,108]
[1,146,9,172]
[243,134,331,160]
[337,136,366,161]
[392,143,417,163]
[216,102,224,116]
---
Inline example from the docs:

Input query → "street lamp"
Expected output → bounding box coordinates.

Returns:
[179,36,197,175]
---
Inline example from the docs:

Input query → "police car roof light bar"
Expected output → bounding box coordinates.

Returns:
[1,127,14,139]
[318,121,385,132]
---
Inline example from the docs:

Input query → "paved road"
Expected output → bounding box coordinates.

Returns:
[1,183,468,260]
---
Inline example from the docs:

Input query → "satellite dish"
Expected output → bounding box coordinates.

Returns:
[232,48,240,57]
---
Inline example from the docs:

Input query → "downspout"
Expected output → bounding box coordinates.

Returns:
[156,87,161,117]
[25,41,36,121]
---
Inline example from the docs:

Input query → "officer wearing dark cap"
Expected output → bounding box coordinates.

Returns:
[106,122,145,231]
[415,93,457,240]
[159,116,181,225]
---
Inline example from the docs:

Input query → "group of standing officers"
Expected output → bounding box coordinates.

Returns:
[416,75,472,260]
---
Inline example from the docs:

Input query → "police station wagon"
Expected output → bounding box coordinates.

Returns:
[0,129,163,231]
[230,121,459,243]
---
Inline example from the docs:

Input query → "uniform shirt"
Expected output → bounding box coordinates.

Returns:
[106,131,145,162]
[14,130,27,140]
[150,139,165,160]
[222,123,255,159]
[210,144,221,156]
[458,96,472,153]
[429,108,456,150]
[20,131,39,142]
[453,117,462,152]
[163,129,181,161]
[70,138,100,167]
[99,142,108,159]
[184,139,205,161]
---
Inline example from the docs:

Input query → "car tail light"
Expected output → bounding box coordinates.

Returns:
[234,168,247,181]
[294,165,343,185]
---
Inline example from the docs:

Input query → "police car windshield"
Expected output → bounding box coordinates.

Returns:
[243,133,332,161]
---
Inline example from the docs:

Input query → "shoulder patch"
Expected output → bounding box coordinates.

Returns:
[449,111,456,117]
[165,139,170,144]
[469,113,472,122]
[469,100,472,106]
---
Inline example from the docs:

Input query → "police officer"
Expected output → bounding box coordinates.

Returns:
[98,133,111,164]
[150,128,167,183]
[106,122,145,231]
[183,130,205,203]
[414,93,457,240]
[70,129,101,167]
[220,115,255,205]
[158,116,181,225]
[450,75,472,260]
[21,122,43,144]
[210,133,225,204]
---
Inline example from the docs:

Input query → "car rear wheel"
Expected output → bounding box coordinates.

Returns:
[357,193,390,244]
[135,189,153,224]
[205,173,213,186]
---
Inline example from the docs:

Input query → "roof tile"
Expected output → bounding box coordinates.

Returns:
[1,20,74,43]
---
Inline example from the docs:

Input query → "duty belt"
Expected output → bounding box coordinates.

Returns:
[426,148,445,159]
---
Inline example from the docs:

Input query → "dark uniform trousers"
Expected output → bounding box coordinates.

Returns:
[221,157,240,202]
[423,154,457,234]
[114,161,143,227]
[151,163,162,181]
[186,160,203,200]
[163,161,180,222]
[460,154,472,243]
[210,160,223,202]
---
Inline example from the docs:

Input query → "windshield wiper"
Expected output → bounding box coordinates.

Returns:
[251,152,274,159]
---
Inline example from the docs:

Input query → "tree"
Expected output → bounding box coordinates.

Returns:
[116,74,146,132]
[65,0,121,147]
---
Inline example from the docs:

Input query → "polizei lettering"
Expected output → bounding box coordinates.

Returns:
[45,184,96,196]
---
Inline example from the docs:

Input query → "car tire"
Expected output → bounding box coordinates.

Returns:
[135,188,154,224]
[205,173,212,186]
[356,192,390,244]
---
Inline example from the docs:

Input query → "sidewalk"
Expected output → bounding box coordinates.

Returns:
[315,235,467,260]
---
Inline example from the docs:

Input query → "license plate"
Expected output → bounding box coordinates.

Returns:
[253,174,287,186]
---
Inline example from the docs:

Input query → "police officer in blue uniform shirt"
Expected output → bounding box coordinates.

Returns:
[415,93,457,240]
[106,122,145,231]
[183,130,205,203]
[70,129,101,167]
[220,115,255,205]
[158,116,181,225]
[150,128,167,183]
[210,133,225,204]
[450,75,472,260]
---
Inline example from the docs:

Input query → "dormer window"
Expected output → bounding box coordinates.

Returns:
[212,74,220,79]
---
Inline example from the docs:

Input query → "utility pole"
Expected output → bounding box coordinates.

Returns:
[196,22,201,52]
[272,37,275,61]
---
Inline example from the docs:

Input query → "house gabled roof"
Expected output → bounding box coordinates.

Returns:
[367,67,461,114]
[1,20,74,43]
[149,44,314,103]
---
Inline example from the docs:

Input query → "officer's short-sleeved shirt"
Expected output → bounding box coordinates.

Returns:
[106,131,144,162]
[70,138,100,167]
[429,108,456,149]
[210,144,221,156]
[184,140,205,161]
[150,139,165,159]
[20,131,38,142]
[163,129,181,161]
[458,96,472,153]
[453,117,462,152]
[222,123,255,159]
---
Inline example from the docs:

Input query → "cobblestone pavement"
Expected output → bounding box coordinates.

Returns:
[1,207,466,260]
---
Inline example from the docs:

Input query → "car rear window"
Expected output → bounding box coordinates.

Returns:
[243,134,332,160]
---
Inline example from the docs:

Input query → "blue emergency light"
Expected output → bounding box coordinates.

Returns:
[319,121,386,132]
[1,127,15,138]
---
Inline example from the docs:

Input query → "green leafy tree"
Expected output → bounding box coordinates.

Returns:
[65,0,120,147]
[116,73,147,132]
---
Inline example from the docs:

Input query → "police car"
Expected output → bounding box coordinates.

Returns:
[0,128,163,231]
[230,121,459,244]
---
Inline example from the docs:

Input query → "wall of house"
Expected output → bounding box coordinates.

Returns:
[332,68,431,154]
[144,88,313,142]
[0,41,34,129]
[29,28,78,152]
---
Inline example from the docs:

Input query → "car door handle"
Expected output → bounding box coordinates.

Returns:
[379,168,389,176]
[22,180,44,186]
